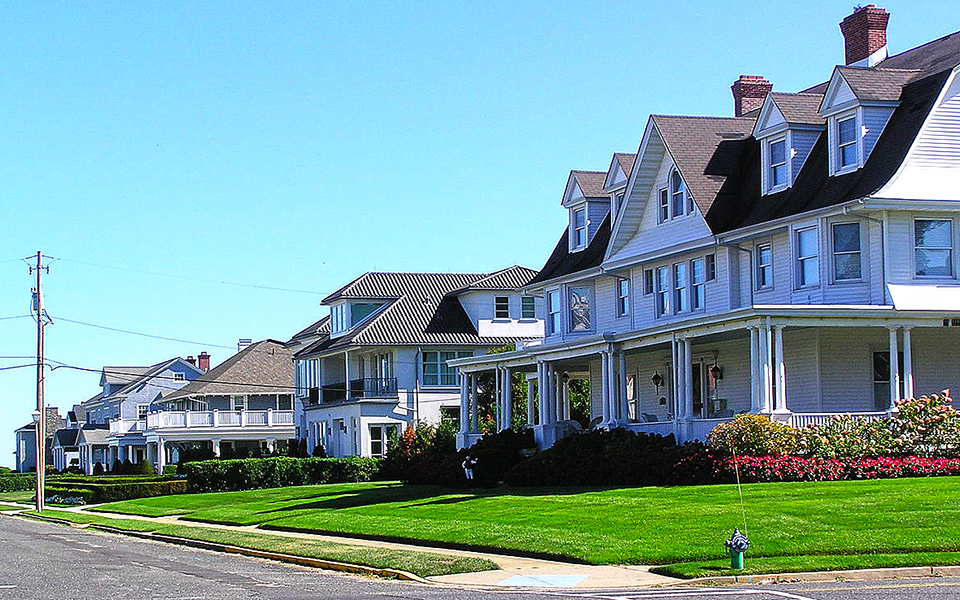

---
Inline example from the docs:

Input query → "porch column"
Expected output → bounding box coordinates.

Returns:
[470,374,479,432]
[902,327,914,402]
[526,376,535,426]
[493,368,501,430]
[502,367,512,430]
[459,371,469,435]
[749,327,761,413]
[608,350,617,422]
[536,363,545,425]
[600,352,611,424]
[683,338,694,421]
[618,352,628,422]
[773,325,789,414]
[212,438,221,458]
[546,363,556,425]
[889,327,901,410]
[562,377,570,421]
[763,320,774,413]
[157,439,166,472]
[671,336,680,419]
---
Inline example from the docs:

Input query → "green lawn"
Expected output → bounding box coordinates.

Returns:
[21,509,495,578]
[0,491,34,504]
[91,477,960,573]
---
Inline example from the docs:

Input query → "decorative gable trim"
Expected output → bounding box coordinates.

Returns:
[754,97,787,137]
[820,68,858,116]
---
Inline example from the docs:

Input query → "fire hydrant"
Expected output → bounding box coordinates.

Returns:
[723,528,749,570]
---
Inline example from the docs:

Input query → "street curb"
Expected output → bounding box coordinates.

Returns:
[669,564,960,586]
[18,513,431,584]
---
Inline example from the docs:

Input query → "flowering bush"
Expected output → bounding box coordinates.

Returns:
[708,414,799,456]
[891,391,960,457]
[797,415,902,458]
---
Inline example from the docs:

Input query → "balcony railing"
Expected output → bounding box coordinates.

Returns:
[145,409,295,430]
[109,418,147,434]
[320,378,398,403]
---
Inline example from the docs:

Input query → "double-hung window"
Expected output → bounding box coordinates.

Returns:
[705,254,716,281]
[673,263,688,314]
[769,138,787,189]
[655,267,670,316]
[837,115,857,171]
[569,287,591,332]
[494,296,510,319]
[643,269,654,295]
[658,189,669,223]
[671,170,685,218]
[691,258,705,310]
[757,244,773,288]
[521,296,536,319]
[422,351,471,386]
[616,278,630,317]
[573,209,587,248]
[547,290,560,334]
[136,405,149,419]
[832,222,862,281]
[796,227,819,287]
[915,219,954,277]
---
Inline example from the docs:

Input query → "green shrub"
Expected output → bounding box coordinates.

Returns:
[162,465,178,476]
[92,462,105,475]
[797,415,901,458]
[180,457,381,493]
[45,479,186,503]
[892,391,960,456]
[138,460,156,476]
[111,459,124,474]
[708,414,799,456]
[0,474,36,492]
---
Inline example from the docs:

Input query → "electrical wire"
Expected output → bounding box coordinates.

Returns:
[51,316,246,351]
[0,315,32,322]
[56,258,326,295]
[0,364,35,372]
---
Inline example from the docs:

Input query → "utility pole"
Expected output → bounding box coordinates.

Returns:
[28,251,52,513]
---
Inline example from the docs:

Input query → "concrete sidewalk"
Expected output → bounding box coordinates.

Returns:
[20,504,677,589]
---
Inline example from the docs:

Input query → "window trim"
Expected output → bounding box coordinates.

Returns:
[670,169,686,220]
[616,277,630,317]
[520,296,536,320]
[422,350,472,387]
[567,285,593,333]
[136,404,149,419]
[704,254,716,281]
[572,207,587,249]
[643,269,654,295]
[655,267,670,317]
[834,111,860,175]
[795,226,820,289]
[756,243,773,289]
[690,257,706,312]
[672,262,688,315]
[494,296,510,320]
[831,221,863,283]
[913,216,956,279]
[658,188,669,224]
[546,289,560,335]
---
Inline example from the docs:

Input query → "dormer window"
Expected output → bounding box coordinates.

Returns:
[659,170,691,224]
[836,114,858,171]
[573,208,587,248]
[769,138,787,189]
[671,170,685,217]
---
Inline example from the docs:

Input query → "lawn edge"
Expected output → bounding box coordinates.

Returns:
[14,512,433,583]
[666,564,960,586]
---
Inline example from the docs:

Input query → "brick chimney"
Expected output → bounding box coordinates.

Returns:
[186,355,196,367]
[840,5,890,66]
[731,75,772,117]
[197,351,211,372]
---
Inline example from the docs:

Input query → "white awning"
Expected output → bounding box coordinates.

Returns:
[887,284,960,311]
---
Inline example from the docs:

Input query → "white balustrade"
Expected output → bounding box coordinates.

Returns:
[141,409,294,430]
[786,412,888,429]
[625,421,675,437]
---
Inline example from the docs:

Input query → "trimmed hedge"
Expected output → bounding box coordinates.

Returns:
[45,479,187,503]
[0,474,36,492]
[181,457,381,493]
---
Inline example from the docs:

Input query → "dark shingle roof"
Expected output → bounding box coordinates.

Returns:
[77,424,109,446]
[614,153,637,178]
[101,366,150,386]
[101,358,185,401]
[54,429,80,448]
[880,29,960,78]
[769,92,825,125]
[527,213,611,286]
[571,170,608,198]
[455,265,538,292]
[707,69,948,233]
[161,340,293,401]
[288,315,330,343]
[652,115,757,215]
[837,66,921,102]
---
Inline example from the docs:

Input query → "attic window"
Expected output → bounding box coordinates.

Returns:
[837,115,858,171]
[671,170,686,217]
[769,138,787,188]
[573,209,587,248]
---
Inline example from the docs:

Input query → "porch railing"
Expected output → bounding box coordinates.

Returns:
[322,378,398,403]
[145,409,295,430]
[785,412,889,429]
[109,418,147,434]
[625,421,675,437]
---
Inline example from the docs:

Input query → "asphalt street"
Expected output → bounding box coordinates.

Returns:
[1,516,959,600]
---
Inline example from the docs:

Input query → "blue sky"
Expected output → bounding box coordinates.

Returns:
[0,1,951,465]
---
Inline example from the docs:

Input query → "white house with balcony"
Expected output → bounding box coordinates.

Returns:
[452,6,960,449]
[290,266,544,458]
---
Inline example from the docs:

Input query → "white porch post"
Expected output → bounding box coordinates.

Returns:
[889,327,901,410]
[536,362,546,425]
[157,439,166,472]
[470,374,478,432]
[526,376,535,426]
[502,367,512,430]
[618,352,628,422]
[671,335,680,419]
[773,325,789,414]
[683,338,694,421]
[493,368,501,430]
[562,377,570,420]
[763,320,774,413]
[749,327,760,413]
[546,363,555,425]
[212,438,221,458]
[902,326,914,402]
[600,352,610,424]
[459,371,469,435]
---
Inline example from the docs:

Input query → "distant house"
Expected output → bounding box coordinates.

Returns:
[12,407,62,472]
[290,266,543,458]
[76,425,110,473]
[52,428,81,472]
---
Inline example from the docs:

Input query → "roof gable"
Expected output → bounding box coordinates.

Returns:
[754,97,786,136]
[562,170,607,207]
[161,340,293,401]
[603,153,636,190]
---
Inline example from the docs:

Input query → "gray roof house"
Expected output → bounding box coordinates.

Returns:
[291,266,543,458]
[450,6,960,451]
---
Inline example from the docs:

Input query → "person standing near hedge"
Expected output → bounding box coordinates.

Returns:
[462,455,476,481]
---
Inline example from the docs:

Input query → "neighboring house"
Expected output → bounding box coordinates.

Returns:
[291,266,543,458]
[452,6,960,449]
[82,356,206,473]
[147,339,297,468]
[12,407,63,472]
[52,428,81,472]
[77,425,110,473]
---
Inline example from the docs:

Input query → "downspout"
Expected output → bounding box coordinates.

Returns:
[844,199,886,305]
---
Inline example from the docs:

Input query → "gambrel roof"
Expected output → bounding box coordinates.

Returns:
[162,340,293,401]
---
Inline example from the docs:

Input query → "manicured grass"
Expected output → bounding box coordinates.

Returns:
[21,509,496,578]
[93,477,960,569]
[0,491,34,503]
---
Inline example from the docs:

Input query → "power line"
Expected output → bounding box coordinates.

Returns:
[51,316,244,351]
[57,258,326,295]
[0,315,32,322]
[0,364,35,372]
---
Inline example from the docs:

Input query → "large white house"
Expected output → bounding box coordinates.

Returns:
[452,6,960,449]
[290,267,543,458]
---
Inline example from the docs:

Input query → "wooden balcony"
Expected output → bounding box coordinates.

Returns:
[320,378,398,404]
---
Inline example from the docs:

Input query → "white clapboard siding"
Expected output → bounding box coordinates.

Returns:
[818,327,882,412]
[783,328,821,412]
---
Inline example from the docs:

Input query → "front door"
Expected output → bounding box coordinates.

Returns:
[692,363,704,418]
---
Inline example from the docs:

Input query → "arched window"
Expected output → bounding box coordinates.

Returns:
[671,169,686,218]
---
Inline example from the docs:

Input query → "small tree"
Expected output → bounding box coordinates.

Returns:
[92,462,105,476]
[122,459,135,474]
[311,443,327,458]
[138,460,156,476]
[111,459,124,474]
